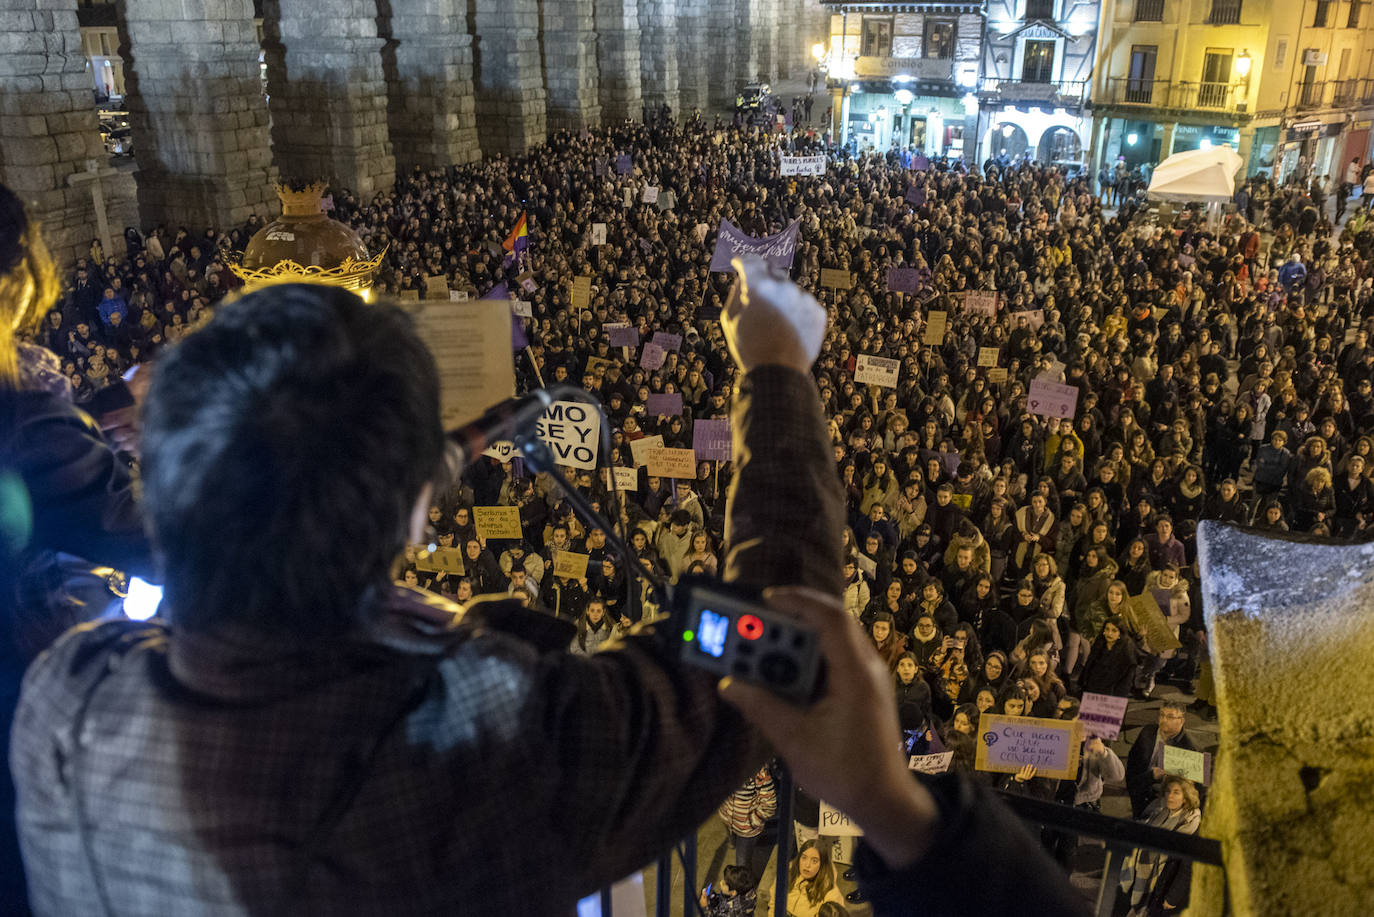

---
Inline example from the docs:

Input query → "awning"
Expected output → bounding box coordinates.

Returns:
[1146,146,1244,203]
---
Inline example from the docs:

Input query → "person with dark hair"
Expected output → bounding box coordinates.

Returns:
[699,864,758,916]
[1079,613,1140,698]
[10,261,846,914]
[769,838,845,916]
[1126,702,1198,818]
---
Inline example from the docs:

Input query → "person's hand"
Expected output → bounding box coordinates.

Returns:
[1013,764,1037,783]
[719,586,939,870]
[1151,766,1166,779]
[721,256,827,374]
[619,615,632,629]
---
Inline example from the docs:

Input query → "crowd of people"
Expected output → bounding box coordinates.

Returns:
[24,110,1374,914]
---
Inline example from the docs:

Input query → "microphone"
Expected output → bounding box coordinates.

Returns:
[445,389,558,468]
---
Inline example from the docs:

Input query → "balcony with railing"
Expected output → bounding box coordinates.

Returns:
[1205,0,1242,22]
[1101,78,1245,112]
[1133,0,1165,20]
[979,77,1089,107]
[1297,81,1326,109]
[1330,78,1358,105]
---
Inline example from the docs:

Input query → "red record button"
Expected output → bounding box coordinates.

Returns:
[736,614,765,641]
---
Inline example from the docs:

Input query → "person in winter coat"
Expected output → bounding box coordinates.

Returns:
[868,611,908,671]
[1120,777,1201,916]
[943,517,991,572]
[718,764,778,882]
[1079,615,1140,698]
[1014,491,1055,573]
[860,456,901,517]
[768,839,845,917]
[569,598,622,655]
[842,556,871,621]
[1333,453,1374,536]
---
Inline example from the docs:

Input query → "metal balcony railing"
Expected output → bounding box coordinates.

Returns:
[1297,81,1326,109]
[1205,0,1242,22]
[1103,78,1243,112]
[1331,78,1357,105]
[1134,0,1165,20]
[979,77,1089,105]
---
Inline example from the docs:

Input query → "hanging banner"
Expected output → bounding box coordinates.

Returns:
[709,218,802,272]
[780,154,826,176]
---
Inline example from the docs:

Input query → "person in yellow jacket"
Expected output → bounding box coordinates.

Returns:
[769,839,845,917]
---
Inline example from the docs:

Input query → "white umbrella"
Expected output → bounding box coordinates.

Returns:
[1146,146,1245,203]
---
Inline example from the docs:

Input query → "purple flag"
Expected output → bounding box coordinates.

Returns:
[887,267,922,294]
[709,218,801,272]
[483,281,526,350]
[692,418,732,461]
[645,393,683,416]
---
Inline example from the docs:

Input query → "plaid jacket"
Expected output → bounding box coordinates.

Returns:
[12,366,843,916]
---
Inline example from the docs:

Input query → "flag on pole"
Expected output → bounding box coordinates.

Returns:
[502,213,529,265]
[482,281,527,350]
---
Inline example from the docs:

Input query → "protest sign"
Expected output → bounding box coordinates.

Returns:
[638,238,653,254]
[1027,378,1079,420]
[646,446,697,479]
[975,713,1082,780]
[1078,693,1130,740]
[517,271,536,294]
[908,752,954,774]
[977,346,1000,367]
[657,189,676,211]
[604,466,639,492]
[962,290,999,316]
[820,268,855,290]
[399,289,419,302]
[604,323,639,347]
[939,451,962,477]
[483,441,517,462]
[652,331,683,352]
[987,367,1009,383]
[923,310,948,345]
[615,153,632,175]
[694,222,710,244]
[780,154,826,176]
[709,218,801,272]
[642,185,659,204]
[887,267,922,294]
[950,493,973,510]
[1010,308,1045,331]
[534,400,601,470]
[425,274,449,300]
[630,434,664,467]
[855,354,900,387]
[553,551,590,580]
[511,299,532,319]
[911,152,930,171]
[571,276,592,311]
[594,157,607,178]
[905,185,926,206]
[645,393,683,416]
[414,547,465,575]
[1163,746,1211,785]
[472,506,523,541]
[818,802,863,837]
[693,418,732,461]
[414,300,516,428]
[591,223,607,246]
[639,341,666,370]
[1125,592,1183,652]
[585,356,615,377]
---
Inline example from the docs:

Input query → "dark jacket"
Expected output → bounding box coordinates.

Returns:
[1126,724,1199,818]
[1078,633,1139,698]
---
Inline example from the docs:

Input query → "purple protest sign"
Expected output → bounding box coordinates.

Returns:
[1028,378,1079,420]
[616,154,633,175]
[911,153,930,172]
[1078,692,1130,740]
[692,418,732,461]
[709,218,801,272]
[887,267,922,294]
[905,186,926,206]
[645,393,683,416]
[653,331,683,352]
[640,341,666,370]
[604,323,639,347]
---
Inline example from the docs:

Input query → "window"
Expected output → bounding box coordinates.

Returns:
[924,20,955,60]
[861,17,893,58]
[1274,40,1288,70]
[1313,0,1330,26]
[1026,0,1054,18]
[1349,0,1364,27]
[1126,45,1158,102]
[1206,0,1242,24]
[1199,49,1232,107]
[1022,39,1055,82]
[1134,0,1165,21]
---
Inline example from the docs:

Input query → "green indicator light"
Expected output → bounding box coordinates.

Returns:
[683,630,695,643]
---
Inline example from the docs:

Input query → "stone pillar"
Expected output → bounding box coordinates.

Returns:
[1237,125,1256,175]
[1195,523,1374,917]
[118,0,277,229]
[0,0,137,265]
[541,0,602,132]
[638,0,680,114]
[595,0,642,123]
[262,0,395,198]
[470,0,547,155]
[707,0,744,108]
[676,0,710,113]
[1158,121,1176,161]
[377,0,480,170]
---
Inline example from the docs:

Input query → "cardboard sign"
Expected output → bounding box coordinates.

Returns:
[695,222,710,244]
[908,752,954,774]
[483,441,517,462]
[1125,592,1183,652]
[923,310,947,345]
[534,400,601,470]
[604,466,639,492]
[616,153,633,175]
[640,342,667,370]
[448,289,470,302]
[642,185,659,204]
[414,300,516,429]
[517,272,537,294]
[553,551,590,580]
[962,290,999,316]
[585,356,615,378]
[692,418,732,461]
[425,274,449,300]
[400,289,420,302]
[987,367,1009,383]
[855,354,900,387]
[820,268,854,290]
[591,222,607,246]
[571,276,592,311]
[413,546,465,575]
[645,393,683,416]
[472,506,523,540]
[511,299,533,318]
[780,154,826,176]
[887,267,922,294]
[1079,692,1130,740]
[604,323,639,348]
[1027,379,1079,420]
[645,446,697,479]
[652,331,683,352]
[978,346,1000,367]
[629,434,664,467]
[975,713,1082,781]
[1163,745,1212,786]
[818,802,864,837]
[1010,308,1045,331]
[950,493,973,510]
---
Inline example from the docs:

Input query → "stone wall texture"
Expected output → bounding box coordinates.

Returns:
[542,0,602,132]
[379,0,480,170]
[638,0,680,113]
[595,0,643,123]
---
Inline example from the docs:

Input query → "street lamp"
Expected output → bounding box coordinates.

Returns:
[1235,49,1252,79]
[812,43,826,61]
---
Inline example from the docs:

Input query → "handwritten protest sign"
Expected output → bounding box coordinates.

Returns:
[645,446,697,479]
[570,276,592,312]
[709,218,801,272]
[615,153,632,175]
[962,290,999,316]
[642,185,659,204]
[553,551,589,580]
[645,393,683,416]
[1027,378,1079,420]
[604,467,639,491]
[399,289,419,302]
[630,434,664,467]
[908,752,954,774]
[1079,692,1130,740]
[1125,592,1183,652]
[640,341,666,370]
[855,354,900,387]
[693,418,732,461]
[585,356,615,378]
[591,223,607,246]
[414,300,516,428]
[923,310,948,345]
[414,547,465,575]
[818,802,864,837]
[425,274,449,300]
[534,400,601,470]
[978,346,1000,367]
[511,299,532,318]
[780,154,826,176]
[975,713,1082,780]
[987,367,1009,383]
[483,441,517,462]
[604,323,639,347]
[887,267,922,294]
[652,331,683,352]
[1010,309,1045,331]
[473,506,523,540]
[1163,746,1211,786]
[517,271,536,294]
[820,268,854,290]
